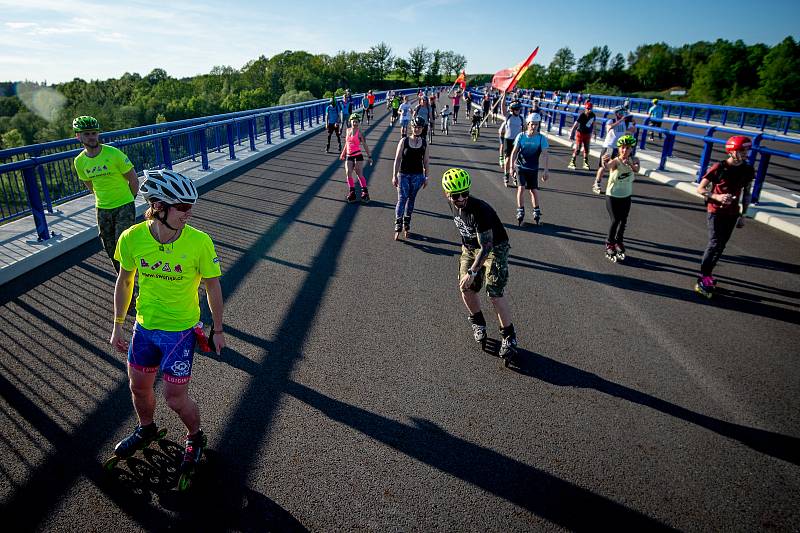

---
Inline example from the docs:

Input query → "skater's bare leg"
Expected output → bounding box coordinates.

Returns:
[530,189,540,209]
[461,289,482,315]
[163,382,200,435]
[490,295,512,328]
[516,186,524,208]
[128,365,157,426]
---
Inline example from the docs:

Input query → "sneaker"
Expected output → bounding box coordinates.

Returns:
[592,181,602,195]
[568,159,576,170]
[471,324,487,343]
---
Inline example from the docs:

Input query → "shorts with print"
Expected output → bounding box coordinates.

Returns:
[458,241,511,298]
[128,323,197,384]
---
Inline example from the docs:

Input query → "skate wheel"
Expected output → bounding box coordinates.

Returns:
[103,455,121,471]
[156,428,168,440]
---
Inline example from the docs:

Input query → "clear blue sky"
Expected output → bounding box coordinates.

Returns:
[1,0,798,83]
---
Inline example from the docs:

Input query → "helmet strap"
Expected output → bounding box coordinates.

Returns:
[156,205,177,230]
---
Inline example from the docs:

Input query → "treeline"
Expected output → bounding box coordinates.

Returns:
[0,43,466,149]
[511,36,799,111]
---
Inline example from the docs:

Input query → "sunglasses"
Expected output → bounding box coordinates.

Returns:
[169,203,194,212]
[449,192,469,200]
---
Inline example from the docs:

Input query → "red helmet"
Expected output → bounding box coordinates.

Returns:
[585,102,593,110]
[725,135,751,154]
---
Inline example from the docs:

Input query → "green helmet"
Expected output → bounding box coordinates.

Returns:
[73,115,100,132]
[349,113,361,122]
[616,134,636,147]
[441,168,471,194]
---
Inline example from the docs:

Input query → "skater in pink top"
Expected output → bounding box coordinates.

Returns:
[339,113,373,203]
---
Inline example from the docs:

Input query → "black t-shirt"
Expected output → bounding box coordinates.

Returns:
[576,111,596,134]
[449,197,509,249]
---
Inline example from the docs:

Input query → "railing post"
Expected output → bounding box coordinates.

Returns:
[37,166,54,213]
[752,153,770,204]
[160,137,173,170]
[558,112,565,135]
[748,134,763,167]
[639,121,648,150]
[696,138,715,182]
[279,113,285,139]
[198,130,209,170]
[248,119,256,151]
[721,109,728,126]
[22,165,50,241]
[265,115,272,144]
[659,132,673,170]
[188,130,196,161]
[691,107,698,120]
[226,123,236,160]
[299,108,305,131]
[316,104,321,125]
[758,114,767,131]
[215,128,221,152]
[738,111,746,128]
[667,122,681,157]
[290,110,296,135]
[308,106,313,128]
[704,108,712,123]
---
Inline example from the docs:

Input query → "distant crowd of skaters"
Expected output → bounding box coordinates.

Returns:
[66,87,753,479]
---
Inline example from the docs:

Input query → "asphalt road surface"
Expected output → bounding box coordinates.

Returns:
[2,104,799,532]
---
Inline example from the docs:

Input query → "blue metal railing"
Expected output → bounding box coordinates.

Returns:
[0,88,419,240]
[521,90,800,135]
[468,88,800,205]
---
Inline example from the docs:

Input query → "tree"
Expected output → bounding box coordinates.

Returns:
[367,42,394,82]
[628,43,677,90]
[425,49,443,85]
[393,58,412,81]
[758,36,800,110]
[1,128,24,149]
[408,45,430,83]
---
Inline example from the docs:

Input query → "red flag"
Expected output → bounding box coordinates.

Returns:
[455,71,466,89]
[492,47,539,93]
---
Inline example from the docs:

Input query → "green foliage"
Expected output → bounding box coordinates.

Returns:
[278,90,316,105]
[1,128,25,149]
[758,37,800,110]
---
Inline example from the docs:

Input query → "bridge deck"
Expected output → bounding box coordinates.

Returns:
[2,104,799,531]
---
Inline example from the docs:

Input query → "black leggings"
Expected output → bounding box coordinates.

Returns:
[606,195,632,245]
[700,213,738,276]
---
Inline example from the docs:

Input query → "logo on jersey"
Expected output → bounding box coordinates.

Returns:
[453,216,476,239]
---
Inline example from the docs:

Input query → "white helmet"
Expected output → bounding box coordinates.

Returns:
[139,169,198,204]
[526,113,542,123]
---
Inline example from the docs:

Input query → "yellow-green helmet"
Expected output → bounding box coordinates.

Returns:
[616,134,636,147]
[442,168,471,193]
[72,115,99,132]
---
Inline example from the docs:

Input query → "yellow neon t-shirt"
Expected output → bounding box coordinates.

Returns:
[74,145,135,209]
[115,221,222,331]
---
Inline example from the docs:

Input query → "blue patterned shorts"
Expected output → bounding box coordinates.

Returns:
[128,323,197,384]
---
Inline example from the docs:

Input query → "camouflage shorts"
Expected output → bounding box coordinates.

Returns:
[458,242,510,298]
[97,202,135,267]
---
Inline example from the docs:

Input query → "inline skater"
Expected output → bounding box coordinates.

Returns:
[391,116,430,240]
[482,91,492,124]
[568,102,596,170]
[390,92,402,126]
[73,115,139,272]
[470,108,483,141]
[324,98,342,153]
[441,168,519,364]
[108,169,225,490]
[499,95,525,187]
[593,106,635,194]
[386,90,394,111]
[451,89,461,124]
[340,113,373,203]
[366,89,376,121]
[412,96,432,142]
[510,113,549,225]
[361,93,371,124]
[648,98,664,141]
[600,135,639,262]
[398,95,412,137]
[694,136,754,298]
[464,91,473,120]
[440,104,452,134]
